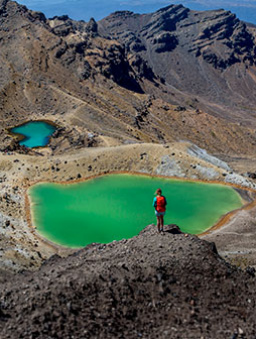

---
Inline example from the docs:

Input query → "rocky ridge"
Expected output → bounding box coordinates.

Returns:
[0,225,256,339]
[99,5,256,122]
[100,5,256,71]
[0,1,256,158]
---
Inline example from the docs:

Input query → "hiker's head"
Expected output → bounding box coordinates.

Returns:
[156,188,162,196]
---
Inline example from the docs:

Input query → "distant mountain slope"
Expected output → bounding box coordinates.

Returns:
[99,5,256,123]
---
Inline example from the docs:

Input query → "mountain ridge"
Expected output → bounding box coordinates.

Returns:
[1,225,256,338]
[99,4,256,123]
[0,1,256,159]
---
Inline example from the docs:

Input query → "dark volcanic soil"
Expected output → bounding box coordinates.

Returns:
[0,225,255,339]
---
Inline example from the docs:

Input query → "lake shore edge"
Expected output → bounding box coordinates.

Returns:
[1,142,256,271]
[6,119,59,149]
[25,170,256,251]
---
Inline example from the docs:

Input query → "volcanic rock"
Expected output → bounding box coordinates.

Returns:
[1,1,256,156]
[0,225,255,338]
[99,5,256,123]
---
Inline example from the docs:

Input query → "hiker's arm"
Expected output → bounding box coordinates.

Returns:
[153,197,157,208]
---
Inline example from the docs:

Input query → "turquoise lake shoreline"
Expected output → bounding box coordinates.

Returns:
[11,121,56,148]
[28,174,243,248]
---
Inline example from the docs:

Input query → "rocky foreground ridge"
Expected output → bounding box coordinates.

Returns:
[0,225,255,339]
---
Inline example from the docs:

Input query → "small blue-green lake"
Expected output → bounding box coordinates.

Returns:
[11,121,56,148]
[28,174,243,248]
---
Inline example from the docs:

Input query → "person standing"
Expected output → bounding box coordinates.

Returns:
[153,188,167,234]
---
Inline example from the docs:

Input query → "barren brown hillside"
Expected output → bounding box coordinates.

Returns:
[0,0,256,159]
[99,5,256,124]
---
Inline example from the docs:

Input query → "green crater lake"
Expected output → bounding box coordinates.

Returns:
[28,174,243,248]
[11,121,56,148]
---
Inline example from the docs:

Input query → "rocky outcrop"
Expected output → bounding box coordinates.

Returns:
[0,225,255,338]
[0,0,9,16]
[141,5,189,39]
[187,143,231,171]
[194,13,256,69]
[99,5,256,124]
[85,18,98,35]
[100,6,256,68]
[48,14,145,91]
[93,42,144,92]
[152,32,178,53]
[99,5,187,55]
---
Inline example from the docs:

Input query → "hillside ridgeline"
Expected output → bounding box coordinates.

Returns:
[0,1,256,158]
[0,225,255,338]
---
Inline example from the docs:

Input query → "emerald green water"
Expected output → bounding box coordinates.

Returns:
[29,174,243,248]
[11,121,56,148]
